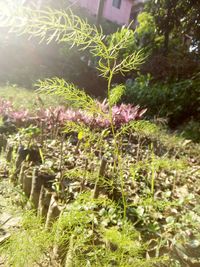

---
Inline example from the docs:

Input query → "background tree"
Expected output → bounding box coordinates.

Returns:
[146,0,200,55]
[122,0,200,129]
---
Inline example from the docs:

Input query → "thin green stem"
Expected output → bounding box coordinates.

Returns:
[107,70,127,219]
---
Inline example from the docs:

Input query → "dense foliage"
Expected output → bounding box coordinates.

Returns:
[146,0,200,55]
[120,0,200,131]
[0,2,200,266]
[0,87,200,267]
[124,73,200,128]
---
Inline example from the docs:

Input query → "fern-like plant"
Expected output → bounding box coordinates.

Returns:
[0,3,145,217]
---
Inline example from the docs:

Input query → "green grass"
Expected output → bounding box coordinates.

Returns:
[0,85,65,110]
[0,211,53,267]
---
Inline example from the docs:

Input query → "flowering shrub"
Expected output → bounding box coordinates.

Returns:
[0,97,146,129]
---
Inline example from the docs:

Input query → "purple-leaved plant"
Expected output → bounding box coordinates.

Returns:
[0,97,146,129]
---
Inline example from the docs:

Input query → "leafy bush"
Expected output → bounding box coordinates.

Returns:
[124,73,200,126]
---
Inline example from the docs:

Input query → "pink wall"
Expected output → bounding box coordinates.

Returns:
[70,0,133,25]
[103,0,133,25]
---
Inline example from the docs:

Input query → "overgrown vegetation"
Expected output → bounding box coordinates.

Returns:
[0,2,199,267]
[124,73,200,130]
[124,1,200,131]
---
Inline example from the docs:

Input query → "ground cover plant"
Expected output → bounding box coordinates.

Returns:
[0,3,200,267]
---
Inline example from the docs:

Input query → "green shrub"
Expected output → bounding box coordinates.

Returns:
[124,73,200,126]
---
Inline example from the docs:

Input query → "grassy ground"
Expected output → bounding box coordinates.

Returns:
[0,85,65,110]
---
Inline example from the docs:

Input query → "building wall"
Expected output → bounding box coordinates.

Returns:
[70,0,133,25]
[103,0,133,25]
